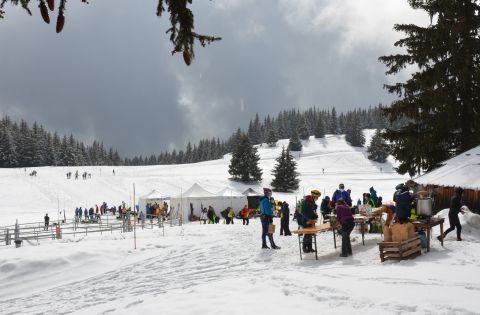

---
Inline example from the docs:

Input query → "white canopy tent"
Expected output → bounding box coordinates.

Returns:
[138,190,168,218]
[170,183,248,222]
[217,188,248,212]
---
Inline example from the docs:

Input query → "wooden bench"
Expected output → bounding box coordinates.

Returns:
[292,223,335,260]
[378,236,421,262]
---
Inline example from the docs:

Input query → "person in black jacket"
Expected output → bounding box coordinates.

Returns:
[44,213,50,230]
[438,187,465,241]
[301,190,320,253]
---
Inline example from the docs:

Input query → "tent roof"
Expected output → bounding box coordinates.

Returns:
[414,145,480,190]
[140,189,166,200]
[242,188,262,196]
[217,188,245,197]
[182,183,216,198]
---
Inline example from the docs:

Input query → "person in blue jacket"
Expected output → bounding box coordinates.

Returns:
[259,188,280,249]
[332,183,352,207]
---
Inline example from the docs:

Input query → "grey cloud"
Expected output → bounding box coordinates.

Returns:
[0,0,417,157]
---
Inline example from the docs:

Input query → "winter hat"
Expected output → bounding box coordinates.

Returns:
[311,189,321,197]
[395,183,405,190]
[263,187,272,195]
[339,183,345,189]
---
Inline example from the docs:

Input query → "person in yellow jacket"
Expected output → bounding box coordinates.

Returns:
[227,207,235,225]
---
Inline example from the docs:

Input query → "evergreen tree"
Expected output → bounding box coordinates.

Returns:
[314,115,325,138]
[288,130,302,151]
[367,130,389,163]
[271,146,300,192]
[266,127,278,147]
[345,116,365,147]
[228,133,262,182]
[329,107,339,134]
[379,0,480,176]
[298,122,310,140]
[0,118,18,167]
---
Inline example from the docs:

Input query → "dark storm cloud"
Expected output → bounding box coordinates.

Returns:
[0,0,426,156]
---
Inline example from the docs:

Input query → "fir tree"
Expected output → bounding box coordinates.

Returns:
[228,133,262,182]
[379,0,480,175]
[367,130,389,163]
[288,130,302,151]
[0,119,18,167]
[345,116,365,147]
[271,146,300,192]
[298,123,310,140]
[314,115,325,138]
[266,127,278,147]
[329,107,339,134]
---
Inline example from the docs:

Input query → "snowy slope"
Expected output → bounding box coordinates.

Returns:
[0,130,404,226]
[1,130,480,315]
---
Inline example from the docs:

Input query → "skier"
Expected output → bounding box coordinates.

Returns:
[259,188,280,249]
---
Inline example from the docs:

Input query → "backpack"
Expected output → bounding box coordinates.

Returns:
[296,199,306,225]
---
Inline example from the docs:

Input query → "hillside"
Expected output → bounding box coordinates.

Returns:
[0,130,406,225]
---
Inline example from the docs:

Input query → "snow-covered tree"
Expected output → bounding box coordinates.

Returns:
[288,130,302,151]
[271,146,300,192]
[367,130,389,163]
[228,133,262,182]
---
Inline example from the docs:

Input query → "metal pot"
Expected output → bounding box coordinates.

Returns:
[416,198,433,216]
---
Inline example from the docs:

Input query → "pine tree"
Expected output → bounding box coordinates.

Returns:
[266,127,278,147]
[288,130,302,151]
[379,0,480,176]
[271,146,300,192]
[329,107,339,134]
[345,116,365,147]
[298,123,310,140]
[367,130,389,163]
[314,115,325,138]
[0,119,18,167]
[228,133,262,182]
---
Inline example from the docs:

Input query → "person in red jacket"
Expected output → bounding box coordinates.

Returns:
[240,205,250,225]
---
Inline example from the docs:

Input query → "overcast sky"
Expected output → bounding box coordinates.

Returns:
[0,0,428,157]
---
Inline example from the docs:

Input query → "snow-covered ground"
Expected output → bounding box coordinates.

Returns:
[1,131,480,315]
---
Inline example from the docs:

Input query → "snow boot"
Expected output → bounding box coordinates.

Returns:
[262,243,270,249]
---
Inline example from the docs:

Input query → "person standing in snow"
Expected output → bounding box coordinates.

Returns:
[207,206,216,224]
[438,187,465,241]
[301,190,320,253]
[227,207,235,225]
[279,201,292,236]
[393,183,413,224]
[240,205,250,225]
[44,213,50,230]
[332,183,352,207]
[336,199,355,257]
[259,188,280,249]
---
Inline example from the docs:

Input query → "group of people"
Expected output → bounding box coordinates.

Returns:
[66,170,91,180]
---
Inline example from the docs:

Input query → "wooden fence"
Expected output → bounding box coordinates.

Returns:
[0,214,174,247]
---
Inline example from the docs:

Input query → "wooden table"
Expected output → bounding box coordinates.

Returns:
[412,218,445,252]
[291,223,336,260]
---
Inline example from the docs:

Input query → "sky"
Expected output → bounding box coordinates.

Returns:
[0,0,428,157]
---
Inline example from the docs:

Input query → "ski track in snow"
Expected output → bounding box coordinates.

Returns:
[1,219,479,315]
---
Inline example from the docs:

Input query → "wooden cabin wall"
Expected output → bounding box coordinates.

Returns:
[423,185,480,214]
